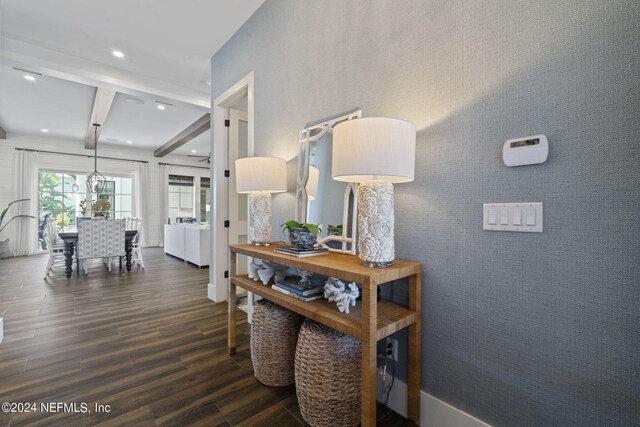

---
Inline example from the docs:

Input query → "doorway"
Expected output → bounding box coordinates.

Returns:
[208,72,254,304]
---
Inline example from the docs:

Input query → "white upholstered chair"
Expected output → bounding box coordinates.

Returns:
[43,217,66,278]
[77,219,126,274]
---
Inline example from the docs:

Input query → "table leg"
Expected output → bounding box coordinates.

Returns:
[228,252,237,355]
[361,283,378,427]
[408,271,422,426]
[63,241,74,278]
[125,239,133,271]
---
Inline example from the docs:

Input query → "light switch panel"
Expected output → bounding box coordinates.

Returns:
[483,203,543,233]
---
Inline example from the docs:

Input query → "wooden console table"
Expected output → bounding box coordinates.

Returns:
[228,243,421,426]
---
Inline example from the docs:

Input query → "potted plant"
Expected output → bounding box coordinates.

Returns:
[0,199,36,258]
[281,220,321,249]
[92,199,111,219]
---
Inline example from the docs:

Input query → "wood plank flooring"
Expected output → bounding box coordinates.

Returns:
[0,249,407,426]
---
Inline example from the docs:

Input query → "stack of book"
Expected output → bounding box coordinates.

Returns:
[274,246,329,258]
[272,276,325,302]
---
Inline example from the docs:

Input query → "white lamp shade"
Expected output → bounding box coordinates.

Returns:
[332,117,416,183]
[235,157,287,193]
[306,166,319,200]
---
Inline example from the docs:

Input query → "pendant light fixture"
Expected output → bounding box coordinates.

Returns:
[86,123,106,195]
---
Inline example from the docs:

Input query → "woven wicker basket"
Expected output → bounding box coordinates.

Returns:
[295,319,362,427]
[250,299,304,386]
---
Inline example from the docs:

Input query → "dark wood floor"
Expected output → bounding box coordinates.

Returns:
[0,249,406,426]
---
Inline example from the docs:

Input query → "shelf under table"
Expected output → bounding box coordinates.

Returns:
[232,274,417,341]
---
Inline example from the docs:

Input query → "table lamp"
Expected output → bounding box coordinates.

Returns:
[235,157,287,245]
[332,117,416,267]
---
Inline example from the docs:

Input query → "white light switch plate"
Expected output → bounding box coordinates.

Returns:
[483,203,543,232]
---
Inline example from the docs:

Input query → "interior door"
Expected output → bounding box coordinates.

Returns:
[227,108,250,280]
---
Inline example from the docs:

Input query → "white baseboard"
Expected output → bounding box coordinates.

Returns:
[207,283,216,301]
[377,375,491,427]
[0,318,3,343]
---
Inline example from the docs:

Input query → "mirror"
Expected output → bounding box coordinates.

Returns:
[295,110,361,254]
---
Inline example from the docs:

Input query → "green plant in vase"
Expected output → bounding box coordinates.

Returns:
[281,220,321,249]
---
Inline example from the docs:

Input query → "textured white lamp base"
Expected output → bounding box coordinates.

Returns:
[249,191,272,245]
[358,180,394,267]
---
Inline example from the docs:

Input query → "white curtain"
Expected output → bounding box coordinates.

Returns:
[135,162,150,247]
[158,164,167,247]
[13,151,39,256]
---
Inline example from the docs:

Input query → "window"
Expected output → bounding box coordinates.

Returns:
[105,175,133,220]
[37,171,134,250]
[38,171,86,249]
[168,174,194,220]
[200,177,210,222]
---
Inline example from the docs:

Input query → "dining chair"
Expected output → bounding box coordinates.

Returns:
[77,219,126,274]
[43,217,66,278]
[125,217,144,269]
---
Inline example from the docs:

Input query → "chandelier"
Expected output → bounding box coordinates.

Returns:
[86,123,106,195]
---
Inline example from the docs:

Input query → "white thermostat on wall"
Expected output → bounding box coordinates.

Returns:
[503,134,548,166]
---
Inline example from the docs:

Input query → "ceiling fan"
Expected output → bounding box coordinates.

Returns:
[187,153,211,164]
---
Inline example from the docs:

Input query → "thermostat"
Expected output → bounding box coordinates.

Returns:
[503,134,548,166]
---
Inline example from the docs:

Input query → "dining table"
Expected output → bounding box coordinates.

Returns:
[58,226,139,278]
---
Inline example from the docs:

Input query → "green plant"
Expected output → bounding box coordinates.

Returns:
[0,199,36,234]
[55,210,71,227]
[327,224,343,235]
[38,172,65,217]
[79,199,87,216]
[280,220,321,236]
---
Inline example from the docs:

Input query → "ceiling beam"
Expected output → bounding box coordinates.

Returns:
[0,126,6,139]
[84,87,116,149]
[154,113,210,158]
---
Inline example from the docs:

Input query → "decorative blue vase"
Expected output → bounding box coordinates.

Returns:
[288,228,317,249]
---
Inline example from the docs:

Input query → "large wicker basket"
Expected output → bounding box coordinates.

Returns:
[250,299,304,386]
[295,319,362,427]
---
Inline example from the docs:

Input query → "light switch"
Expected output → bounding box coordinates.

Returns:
[499,209,509,225]
[488,209,497,225]
[483,203,543,233]
[526,209,536,226]
[513,208,523,225]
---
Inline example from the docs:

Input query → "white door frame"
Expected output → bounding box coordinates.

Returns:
[208,71,254,302]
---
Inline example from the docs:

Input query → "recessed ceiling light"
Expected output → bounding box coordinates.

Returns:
[125,97,145,105]
[155,101,173,110]
[112,50,124,58]
[24,75,36,81]
[191,150,197,153]
[41,128,49,133]
[127,140,133,144]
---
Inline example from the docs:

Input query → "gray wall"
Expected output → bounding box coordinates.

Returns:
[211,1,639,425]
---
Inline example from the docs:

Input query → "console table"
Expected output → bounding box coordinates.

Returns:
[228,243,421,426]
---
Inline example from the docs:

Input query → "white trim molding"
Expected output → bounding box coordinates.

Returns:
[377,377,492,427]
[210,71,254,302]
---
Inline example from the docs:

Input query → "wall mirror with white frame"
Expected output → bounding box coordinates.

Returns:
[295,110,361,254]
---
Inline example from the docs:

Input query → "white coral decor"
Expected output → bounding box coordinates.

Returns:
[324,277,359,313]
[248,258,287,285]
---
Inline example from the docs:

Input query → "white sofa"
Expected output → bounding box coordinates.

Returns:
[163,224,209,267]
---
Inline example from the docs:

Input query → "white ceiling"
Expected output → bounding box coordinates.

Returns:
[0,0,264,159]
[0,65,94,141]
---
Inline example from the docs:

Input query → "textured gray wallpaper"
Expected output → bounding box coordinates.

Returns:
[211,1,640,425]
